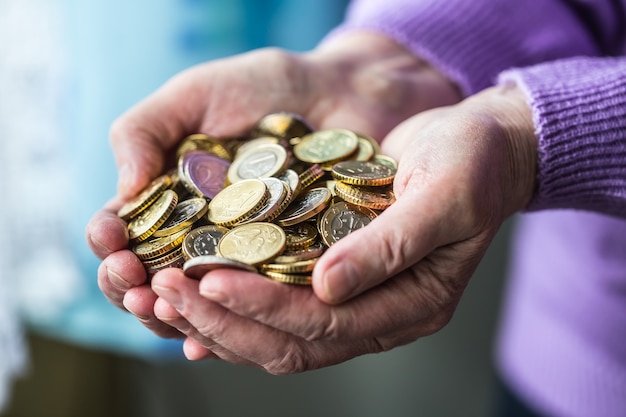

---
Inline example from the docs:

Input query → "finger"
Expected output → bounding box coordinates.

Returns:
[379,108,443,162]
[152,268,378,373]
[183,338,219,361]
[85,204,128,259]
[124,286,183,339]
[198,265,455,342]
[99,249,148,288]
[97,249,147,310]
[151,269,261,368]
[312,192,446,304]
[109,69,208,198]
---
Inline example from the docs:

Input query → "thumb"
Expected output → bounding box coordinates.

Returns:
[312,189,446,304]
[109,85,194,199]
[111,124,168,199]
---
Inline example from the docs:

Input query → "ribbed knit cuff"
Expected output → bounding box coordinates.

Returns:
[499,57,626,217]
[324,0,597,96]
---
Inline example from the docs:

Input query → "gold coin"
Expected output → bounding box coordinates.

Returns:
[372,154,398,170]
[152,197,208,237]
[176,133,233,161]
[261,257,318,274]
[132,226,190,260]
[145,249,185,278]
[227,143,288,184]
[183,255,257,280]
[143,247,184,269]
[298,164,325,190]
[218,222,286,266]
[275,187,332,227]
[331,160,395,186]
[208,179,269,226]
[282,223,318,251]
[251,112,313,140]
[354,132,380,160]
[319,201,378,247]
[117,175,171,221]
[273,240,325,263]
[273,179,294,219]
[237,177,288,224]
[234,136,280,159]
[263,271,312,285]
[277,168,301,197]
[334,182,396,210]
[293,129,358,164]
[166,168,191,199]
[182,225,229,260]
[128,190,178,242]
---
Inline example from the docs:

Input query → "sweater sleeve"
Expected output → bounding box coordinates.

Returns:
[324,0,614,96]
[499,57,626,218]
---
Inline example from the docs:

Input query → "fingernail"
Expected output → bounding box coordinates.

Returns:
[199,282,226,304]
[89,235,111,254]
[125,306,150,322]
[152,285,182,309]
[107,268,132,290]
[323,262,359,303]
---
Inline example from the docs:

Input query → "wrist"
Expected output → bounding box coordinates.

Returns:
[467,84,537,216]
[303,32,462,137]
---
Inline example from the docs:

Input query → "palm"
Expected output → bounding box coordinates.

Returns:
[87,36,465,353]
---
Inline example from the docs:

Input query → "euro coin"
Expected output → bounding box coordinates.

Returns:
[293,129,358,164]
[263,271,312,285]
[331,160,395,186]
[261,258,318,274]
[273,240,325,263]
[179,151,230,199]
[334,182,396,210]
[227,143,288,184]
[117,174,171,220]
[183,255,258,280]
[238,177,289,224]
[132,227,190,260]
[251,111,313,140]
[283,222,318,250]
[128,190,178,242]
[275,187,332,227]
[152,197,208,237]
[182,225,229,260]
[319,201,378,247]
[208,178,269,226]
[218,222,286,266]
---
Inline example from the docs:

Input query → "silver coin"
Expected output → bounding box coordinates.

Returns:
[183,255,258,280]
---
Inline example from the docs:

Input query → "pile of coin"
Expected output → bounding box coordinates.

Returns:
[117,112,397,285]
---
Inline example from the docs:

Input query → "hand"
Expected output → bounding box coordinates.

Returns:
[148,84,537,371]
[85,32,461,340]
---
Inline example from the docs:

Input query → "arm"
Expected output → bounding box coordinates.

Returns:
[329,0,623,95]
[87,32,460,339]
[500,56,626,217]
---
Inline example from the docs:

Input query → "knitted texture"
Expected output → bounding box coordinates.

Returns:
[500,57,626,217]
[325,0,599,95]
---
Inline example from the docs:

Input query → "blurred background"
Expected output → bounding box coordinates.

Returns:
[0,0,513,416]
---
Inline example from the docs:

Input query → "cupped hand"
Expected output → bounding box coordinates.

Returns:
[149,83,538,371]
[85,32,461,339]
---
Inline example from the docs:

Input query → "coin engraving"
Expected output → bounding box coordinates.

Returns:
[128,190,178,241]
[319,202,377,246]
[208,179,268,226]
[293,129,358,164]
[218,222,286,265]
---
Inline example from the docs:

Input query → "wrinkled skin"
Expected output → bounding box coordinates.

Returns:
[86,32,537,373]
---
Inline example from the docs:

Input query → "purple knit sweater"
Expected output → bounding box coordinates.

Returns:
[329,1,626,416]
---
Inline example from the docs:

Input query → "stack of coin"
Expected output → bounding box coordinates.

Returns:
[118,111,397,285]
